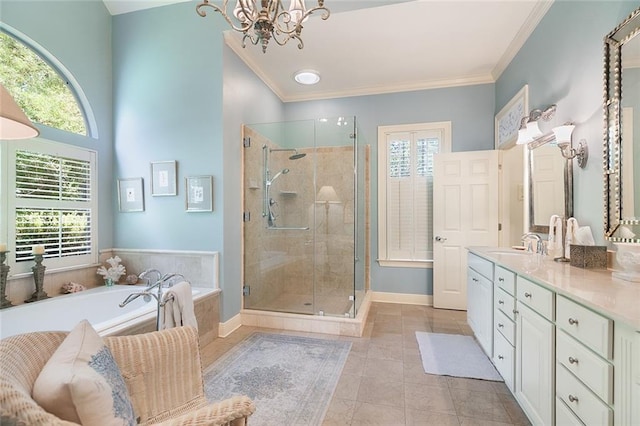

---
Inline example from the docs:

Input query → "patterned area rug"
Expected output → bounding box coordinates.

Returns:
[203,332,351,425]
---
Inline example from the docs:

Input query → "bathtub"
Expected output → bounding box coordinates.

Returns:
[0,285,218,339]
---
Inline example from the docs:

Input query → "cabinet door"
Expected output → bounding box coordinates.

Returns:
[468,268,493,357]
[516,302,554,426]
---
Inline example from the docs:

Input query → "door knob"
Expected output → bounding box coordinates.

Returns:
[435,236,447,242]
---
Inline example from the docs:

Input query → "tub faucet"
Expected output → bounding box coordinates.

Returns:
[138,269,162,286]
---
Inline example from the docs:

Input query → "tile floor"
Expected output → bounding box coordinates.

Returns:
[200,302,531,426]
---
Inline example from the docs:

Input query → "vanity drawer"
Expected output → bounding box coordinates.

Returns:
[557,329,613,403]
[556,295,613,360]
[494,265,515,295]
[493,329,514,392]
[494,286,515,320]
[556,397,584,426]
[516,276,554,320]
[468,253,493,281]
[557,364,613,426]
[495,308,515,346]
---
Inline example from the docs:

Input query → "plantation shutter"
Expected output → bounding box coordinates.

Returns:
[385,130,442,261]
[9,140,96,271]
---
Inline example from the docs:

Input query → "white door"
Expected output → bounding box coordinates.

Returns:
[433,150,499,310]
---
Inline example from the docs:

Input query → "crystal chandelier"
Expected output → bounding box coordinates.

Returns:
[196,0,330,53]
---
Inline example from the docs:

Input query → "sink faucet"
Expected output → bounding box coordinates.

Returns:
[521,233,546,255]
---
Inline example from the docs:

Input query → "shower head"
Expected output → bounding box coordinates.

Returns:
[289,152,306,160]
[269,168,290,184]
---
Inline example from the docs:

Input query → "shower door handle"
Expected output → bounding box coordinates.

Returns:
[435,236,447,243]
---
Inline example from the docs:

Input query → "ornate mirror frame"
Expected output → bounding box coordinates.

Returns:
[603,7,640,242]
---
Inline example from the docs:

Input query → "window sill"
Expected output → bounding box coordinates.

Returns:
[377,259,433,269]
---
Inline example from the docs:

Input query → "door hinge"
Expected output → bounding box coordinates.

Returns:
[243,285,250,296]
[498,223,502,231]
[243,211,250,222]
[243,137,251,148]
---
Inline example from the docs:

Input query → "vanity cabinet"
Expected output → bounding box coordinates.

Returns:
[515,276,555,426]
[493,265,516,392]
[555,295,613,426]
[466,247,640,426]
[467,253,494,356]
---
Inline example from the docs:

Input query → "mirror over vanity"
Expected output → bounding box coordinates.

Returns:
[604,8,640,243]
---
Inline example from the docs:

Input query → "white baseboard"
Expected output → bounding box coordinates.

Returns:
[371,291,433,306]
[218,313,242,337]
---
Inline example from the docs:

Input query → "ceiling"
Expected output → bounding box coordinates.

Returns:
[103,0,554,102]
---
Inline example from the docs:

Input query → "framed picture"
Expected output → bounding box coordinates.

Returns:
[186,175,213,212]
[151,160,177,196]
[495,84,529,149]
[117,178,144,212]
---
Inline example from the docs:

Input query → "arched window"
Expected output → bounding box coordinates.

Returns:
[0,31,88,135]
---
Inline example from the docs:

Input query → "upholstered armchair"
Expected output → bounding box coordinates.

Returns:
[0,326,255,425]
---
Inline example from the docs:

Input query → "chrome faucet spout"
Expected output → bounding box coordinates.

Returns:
[139,269,162,286]
[521,232,545,254]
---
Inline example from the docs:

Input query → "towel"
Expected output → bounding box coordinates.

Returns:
[565,218,579,259]
[575,226,596,245]
[548,215,562,254]
[159,281,198,330]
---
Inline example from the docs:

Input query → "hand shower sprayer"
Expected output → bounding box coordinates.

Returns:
[267,168,289,185]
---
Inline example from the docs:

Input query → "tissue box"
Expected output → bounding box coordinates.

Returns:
[570,245,607,269]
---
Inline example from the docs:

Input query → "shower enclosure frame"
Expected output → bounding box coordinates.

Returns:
[241,116,368,319]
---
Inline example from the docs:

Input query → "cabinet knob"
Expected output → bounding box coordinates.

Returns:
[512,309,519,315]
[524,292,532,298]
[435,236,447,242]
[498,277,504,282]
[498,300,504,305]
[472,278,478,282]
[568,356,579,365]
[568,395,579,403]
[498,323,504,328]
[498,355,504,360]
[568,318,579,325]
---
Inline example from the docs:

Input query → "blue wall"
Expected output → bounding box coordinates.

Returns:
[1,0,114,249]
[496,1,639,245]
[282,84,496,294]
[3,0,638,322]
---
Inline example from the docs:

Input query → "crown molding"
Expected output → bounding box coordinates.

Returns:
[492,0,555,80]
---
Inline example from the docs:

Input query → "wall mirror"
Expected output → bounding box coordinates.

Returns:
[604,7,640,242]
[527,144,573,233]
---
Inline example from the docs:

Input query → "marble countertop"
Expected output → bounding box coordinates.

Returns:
[468,247,640,330]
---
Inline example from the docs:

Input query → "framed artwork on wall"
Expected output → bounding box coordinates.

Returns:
[151,160,177,196]
[186,175,213,212]
[495,84,529,149]
[117,178,144,212]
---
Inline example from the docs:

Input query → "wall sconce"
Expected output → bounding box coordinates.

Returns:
[553,124,588,168]
[515,103,588,168]
[0,84,39,140]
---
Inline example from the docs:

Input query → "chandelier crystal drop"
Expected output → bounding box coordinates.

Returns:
[196,0,330,53]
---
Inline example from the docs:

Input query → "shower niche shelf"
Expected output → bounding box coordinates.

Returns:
[279,190,298,195]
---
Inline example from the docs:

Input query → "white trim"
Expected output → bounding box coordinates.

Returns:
[281,74,495,103]
[218,313,243,338]
[371,291,433,306]
[491,1,554,80]
[377,259,432,269]
[0,23,99,139]
[377,122,451,267]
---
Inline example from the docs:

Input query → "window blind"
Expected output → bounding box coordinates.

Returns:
[13,149,93,262]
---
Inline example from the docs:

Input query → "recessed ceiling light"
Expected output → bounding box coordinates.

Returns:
[294,70,321,85]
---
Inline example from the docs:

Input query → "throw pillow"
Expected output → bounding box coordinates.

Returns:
[32,319,136,425]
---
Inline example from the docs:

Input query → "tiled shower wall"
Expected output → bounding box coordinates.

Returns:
[243,126,367,316]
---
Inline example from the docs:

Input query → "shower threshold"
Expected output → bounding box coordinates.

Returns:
[241,291,371,337]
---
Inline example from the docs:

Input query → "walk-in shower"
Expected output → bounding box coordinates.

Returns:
[242,117,368,318]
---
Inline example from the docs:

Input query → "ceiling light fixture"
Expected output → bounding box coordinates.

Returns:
[0,84,39,140]
[196,0,330,53]
[294,70,320,85]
